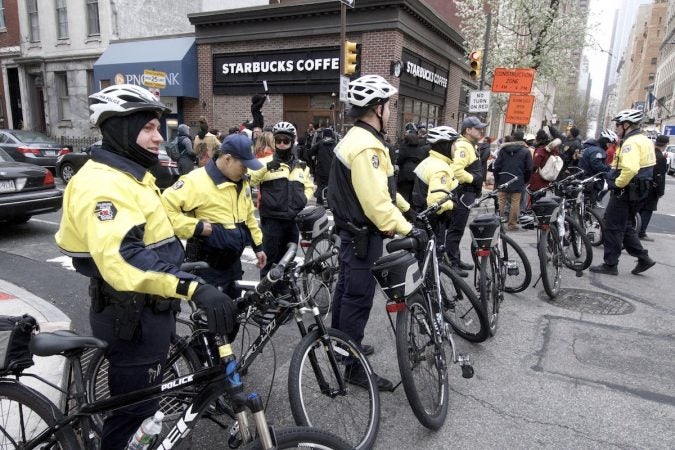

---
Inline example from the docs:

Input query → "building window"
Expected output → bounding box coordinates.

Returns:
[87,0,100,36]
[56,0,68,39]
[0,0,6,29]
[27,0,39,42]
[397,96,442,138]
[86,70,95,98]
[648,73,655,82]
[651,57,657,65]
[55,72,71,121]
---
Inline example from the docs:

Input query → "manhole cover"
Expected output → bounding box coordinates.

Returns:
[539,288,634,315]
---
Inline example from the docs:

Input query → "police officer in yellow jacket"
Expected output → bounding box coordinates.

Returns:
[249,121,314,279]
[411,126,459,226]
[590,109,656,276]
[445,116,487,277]
[162,134,267,298]
[327,75,425,391]
[55,85,237,449]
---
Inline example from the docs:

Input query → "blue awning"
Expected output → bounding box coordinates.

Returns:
[93,36,197,98]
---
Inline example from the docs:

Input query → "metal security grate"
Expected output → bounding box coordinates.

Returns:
[539,289,634,315]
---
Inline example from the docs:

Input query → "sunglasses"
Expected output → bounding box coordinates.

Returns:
[275,137,292,145]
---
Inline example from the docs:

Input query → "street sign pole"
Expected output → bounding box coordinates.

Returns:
[339,1,346,135]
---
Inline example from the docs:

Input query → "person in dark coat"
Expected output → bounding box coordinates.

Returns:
[560,126,583,177]
[308,128,337,207]
[638,134,668,241]
[529,127,561,192]
[578,135,611,206]
[176,123,195,175]
[251,94,266,129]
[478,136,492,184]
[396,129,427,203]
[493,130,533,230]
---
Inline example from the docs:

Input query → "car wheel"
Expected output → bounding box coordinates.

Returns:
[60,163,76,183]
[7,215,31,224]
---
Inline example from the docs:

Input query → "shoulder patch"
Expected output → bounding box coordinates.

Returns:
[94,201,117,222]
[440,175,447,185]
[172,180,185,190]
[621,145,631,154]
[459,151,466,159]
[372,155,380,169]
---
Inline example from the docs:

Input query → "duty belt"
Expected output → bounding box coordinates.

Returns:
[88,278,181,314]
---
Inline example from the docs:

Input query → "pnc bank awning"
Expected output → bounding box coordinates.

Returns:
[93,36,198,98]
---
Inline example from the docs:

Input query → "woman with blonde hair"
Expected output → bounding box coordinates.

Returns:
[255,131,274,159]
[194,116,221,166]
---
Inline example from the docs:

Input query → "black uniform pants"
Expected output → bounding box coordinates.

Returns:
[445,190,476,266]
[602,191,649,266]
[260,217,299,278]
[331,230,383,346]
[90,305,175,450]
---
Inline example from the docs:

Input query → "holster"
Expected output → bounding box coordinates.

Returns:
[346,222,369,259]
[627,178,650,203]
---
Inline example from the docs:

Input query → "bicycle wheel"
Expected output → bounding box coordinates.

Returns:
[288,328,379,450]
[86,333,204,436]
[500,233,532,293]
[538,226,562,299]
[438,264,488,343]
[0,381,79,448]
[583,208,604,246]
[246,426,353,450]
[478,255,499,336]
[562,216,593,271]
[301,233,340,316]
[395,293,449,430]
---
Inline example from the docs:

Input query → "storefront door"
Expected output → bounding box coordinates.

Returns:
[284,94,335,134]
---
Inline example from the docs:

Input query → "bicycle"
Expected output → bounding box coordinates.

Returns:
[466,175,533,336]
[372,190,477,430]
[296,205,340,318]
[0,315,353,449]
[564,173,606,247]
[87,243,379,450]
[530,171,594,299]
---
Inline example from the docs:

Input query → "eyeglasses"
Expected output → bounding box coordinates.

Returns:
[275,137,292,145]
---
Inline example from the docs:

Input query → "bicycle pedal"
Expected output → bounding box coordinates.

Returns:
[461,364,474,379]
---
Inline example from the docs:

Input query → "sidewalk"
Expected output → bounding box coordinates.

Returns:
[0,279,71,407]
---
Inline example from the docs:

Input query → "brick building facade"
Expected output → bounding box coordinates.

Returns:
[188,0,471,139]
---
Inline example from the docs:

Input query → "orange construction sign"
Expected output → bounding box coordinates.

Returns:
[491,68,536,94]
[505,94,535,125]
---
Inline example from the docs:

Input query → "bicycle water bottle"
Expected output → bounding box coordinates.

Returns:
[127,410,164,450]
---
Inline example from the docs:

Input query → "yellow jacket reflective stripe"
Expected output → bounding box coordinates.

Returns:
[613,133,656,188]
[55,160,198,299]
[334,126,412,235]
[450,136,478,184]
[161,161,263,247]
[413,150,459,214]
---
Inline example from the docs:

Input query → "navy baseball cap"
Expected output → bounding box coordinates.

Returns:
[655,134,669,146]
[461,116,488,131]
[220,134,263,170]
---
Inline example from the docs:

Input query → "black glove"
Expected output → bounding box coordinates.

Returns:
[403,208,416,223]
[192,284,237,337]
[407,227,428,252]
[267,160,281,171]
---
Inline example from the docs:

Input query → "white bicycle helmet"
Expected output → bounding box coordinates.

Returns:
[427,126,459,144]
[612,109,644,124]
[89,84,170,127]
[347,75,398,108]
[272,121,296,138]
[600,128,618,143]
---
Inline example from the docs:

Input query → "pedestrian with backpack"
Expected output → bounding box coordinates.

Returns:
[175,124,195,174]
[529,128,562,192]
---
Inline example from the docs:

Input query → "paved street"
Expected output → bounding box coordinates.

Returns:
[1,177,674,449]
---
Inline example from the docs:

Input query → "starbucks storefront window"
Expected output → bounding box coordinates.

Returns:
[397,96,440,137]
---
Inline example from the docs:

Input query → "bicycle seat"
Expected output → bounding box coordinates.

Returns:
[29,331,108,357]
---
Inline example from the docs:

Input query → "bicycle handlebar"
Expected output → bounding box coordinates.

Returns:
[299,247,338,275]
[255,243,298,296]
[417,190,454,220]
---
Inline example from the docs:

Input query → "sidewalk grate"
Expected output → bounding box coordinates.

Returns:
[539,288,634,315]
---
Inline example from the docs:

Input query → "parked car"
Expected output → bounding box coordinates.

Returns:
[0,148,63,224]
[0,129,69,171]
[666,144,675,176]
[56,140,180,188]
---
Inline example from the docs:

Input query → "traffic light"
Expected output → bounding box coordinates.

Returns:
[469,50,483,81]
[344,40,358,76]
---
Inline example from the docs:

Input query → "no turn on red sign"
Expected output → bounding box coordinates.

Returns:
[469,90,490,113]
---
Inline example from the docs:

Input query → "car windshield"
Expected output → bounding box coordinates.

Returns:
[9,130,56,144]
[0,148,12,162]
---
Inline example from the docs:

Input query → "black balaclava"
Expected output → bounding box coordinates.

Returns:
[275,133,294,162]
[598,137,610,151]
[100,110,159,169]
[432,140,453,159]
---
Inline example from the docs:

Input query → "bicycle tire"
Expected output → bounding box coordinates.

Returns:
[395,293,449,430]
[500,233,532,293]
[85,333,204,437]
[0,380,79,449]
[438,264,489,342]
[288,328,379,450]
[539,226,562,299]
[478,255,499,336]
[245,426,354,450]
[583,208,604,246]
[562,216,593,271]
[301,234,340,316]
